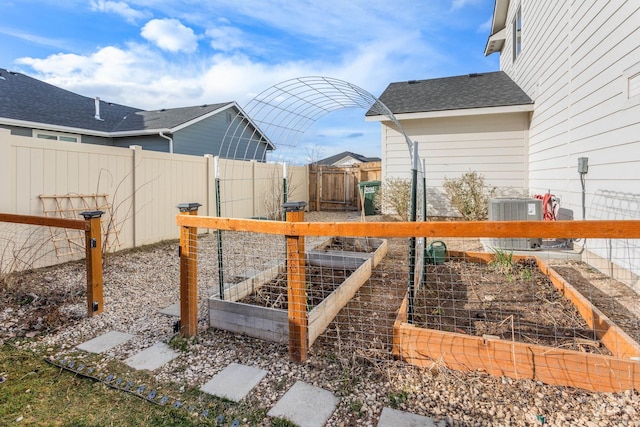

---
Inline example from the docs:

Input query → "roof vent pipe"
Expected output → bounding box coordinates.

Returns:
[94,97,104,121]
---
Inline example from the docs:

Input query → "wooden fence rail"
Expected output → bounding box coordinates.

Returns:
[178,215,640,391]
[176,217,640,239]
[0,212,104,317]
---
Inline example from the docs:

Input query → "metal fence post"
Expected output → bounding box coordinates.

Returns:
[80,211,104,317]
[283,201,308,362]
[407,142,419,324]
[178,202,201,337]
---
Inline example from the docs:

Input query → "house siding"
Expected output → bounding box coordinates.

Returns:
[113,135,170,152]
[173,109,268,161]
[499,0,640,290]
[0,125,32,137]
[502,0,640,221]
[82,135,114,145]
[382,113,530,216]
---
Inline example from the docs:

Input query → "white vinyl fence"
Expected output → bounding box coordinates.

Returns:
[0,129,308,259]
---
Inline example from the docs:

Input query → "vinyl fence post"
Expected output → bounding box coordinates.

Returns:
[81,211,104,317]
[178,202,201,337]
[283,201,308,362]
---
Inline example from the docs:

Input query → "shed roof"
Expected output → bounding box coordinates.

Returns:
[367,71,532,116]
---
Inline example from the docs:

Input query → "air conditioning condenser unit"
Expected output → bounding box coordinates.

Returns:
[488,198,542,250]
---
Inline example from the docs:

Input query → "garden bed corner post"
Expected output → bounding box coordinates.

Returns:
[283,201,308,362]
[81,211,104,317]
[178,203,201,337]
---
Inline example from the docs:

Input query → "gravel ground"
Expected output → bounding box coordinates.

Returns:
[2,211,639,426]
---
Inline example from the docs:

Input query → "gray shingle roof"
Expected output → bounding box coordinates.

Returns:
[112,103,232,132]
[0,68,232,133]
[367,71,532,116]
[315,151,381,166]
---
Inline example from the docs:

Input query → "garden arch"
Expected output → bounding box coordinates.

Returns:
[217,76,415,218]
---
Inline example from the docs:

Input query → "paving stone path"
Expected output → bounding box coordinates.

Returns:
[74,329,444,426]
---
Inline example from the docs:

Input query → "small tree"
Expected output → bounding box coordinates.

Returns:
[443,171,496,220]
[263,165,301,220]
[375,178,412,221]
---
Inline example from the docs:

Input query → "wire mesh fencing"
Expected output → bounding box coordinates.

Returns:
[0,212,104,332]
[177,211,640,393]
[0,221,64,278]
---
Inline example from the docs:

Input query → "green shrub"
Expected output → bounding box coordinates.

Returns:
[375,178,412,221]
[443,171,496,220]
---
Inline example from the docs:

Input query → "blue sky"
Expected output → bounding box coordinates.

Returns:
[0,0,499,163]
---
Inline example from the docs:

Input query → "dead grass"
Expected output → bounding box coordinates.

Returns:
[0,343,272,426]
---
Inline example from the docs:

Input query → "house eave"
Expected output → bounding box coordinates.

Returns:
[0,118,115,138]
[484,0,510,56]
[0,117,179,138]
[170,102,236,133]
[365,104,534,122]
[485,27,506,56]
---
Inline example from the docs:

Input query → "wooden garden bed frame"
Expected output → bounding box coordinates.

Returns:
[393,250,640,392]
[208,236,387,347]
[176,212,640,377]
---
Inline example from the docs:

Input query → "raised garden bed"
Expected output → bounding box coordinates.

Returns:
[209,237,387,346]
[393,250,640,392]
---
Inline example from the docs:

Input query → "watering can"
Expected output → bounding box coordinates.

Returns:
[427,241,447,265]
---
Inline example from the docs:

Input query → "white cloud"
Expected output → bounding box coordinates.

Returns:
[17,53,96,76]
[90,0,149,24]
[141,18,198,53]
[205,25,248,52]
[478,16,493,33]
[451,0,482,10]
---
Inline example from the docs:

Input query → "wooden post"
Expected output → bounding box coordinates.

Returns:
[284,201,308,362]
[178,203,201,337]
[81,211,104,317]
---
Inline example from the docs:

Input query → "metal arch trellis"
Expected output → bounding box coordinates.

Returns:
[212,76,423,305]
[216,76,417,219]
[220,77,414,164]
[245,76,414,155]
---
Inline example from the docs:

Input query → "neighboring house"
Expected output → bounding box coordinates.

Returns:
[314,151,380,167]
[367,0,640,289]
[0,68,274,161]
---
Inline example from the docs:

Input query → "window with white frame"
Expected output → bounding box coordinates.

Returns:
[623,62,640,108]
[512,5,522,62]
[33,130,80,143]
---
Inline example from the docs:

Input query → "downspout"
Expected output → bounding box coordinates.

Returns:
[159,131,173,153]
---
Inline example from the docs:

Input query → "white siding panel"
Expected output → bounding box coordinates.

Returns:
[382,113,529,215]
[495,0,640,286]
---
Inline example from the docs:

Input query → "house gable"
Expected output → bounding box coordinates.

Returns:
[173,105,271,161]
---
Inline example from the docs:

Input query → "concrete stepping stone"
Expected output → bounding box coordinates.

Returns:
[124,342,180,371]
[200,363,267,402]
[76,330,134,353]
[377,407,447,427]
[159,302,180,317]
[267,381,339,427]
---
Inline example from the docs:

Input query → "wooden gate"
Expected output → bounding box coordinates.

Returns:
[308,162,381,211]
